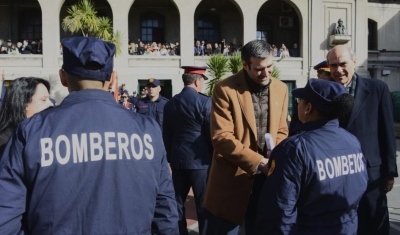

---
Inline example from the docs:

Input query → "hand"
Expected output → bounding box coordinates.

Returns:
[258,158,269,175]
[385,176,395,194]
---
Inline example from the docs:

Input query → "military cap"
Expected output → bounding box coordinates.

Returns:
[147,78,161,87]
[61,37,116,81]
[313,60,330,72]
[181,66,209,80]
[292,79,348,114]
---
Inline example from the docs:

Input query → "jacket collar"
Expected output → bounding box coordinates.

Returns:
[62,89,116,104]
[294,119,339,134]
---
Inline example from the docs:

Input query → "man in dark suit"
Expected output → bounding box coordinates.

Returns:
[163,66,213,235]
[327,44,398,235]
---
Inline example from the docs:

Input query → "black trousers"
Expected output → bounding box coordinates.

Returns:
[244,173,266,235]
[357,166,390,235]
[172,169,208,235]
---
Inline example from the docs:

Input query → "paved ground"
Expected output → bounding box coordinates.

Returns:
[185,140,400,235]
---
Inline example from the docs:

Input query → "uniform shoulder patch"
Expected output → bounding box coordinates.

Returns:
[267,160,275,176]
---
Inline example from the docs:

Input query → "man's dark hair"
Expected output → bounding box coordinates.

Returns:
[241,40,273,68]
[304,94,354,120]
[0,77,51,133]
[182,73,202,86]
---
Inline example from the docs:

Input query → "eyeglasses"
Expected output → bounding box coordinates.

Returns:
[122,96,127,98]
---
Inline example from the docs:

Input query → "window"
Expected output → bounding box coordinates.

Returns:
[368,19,378,50]
[140,13,165,44]
[19,8,42,41]
[257,15,272,43]
[197,15,220,43]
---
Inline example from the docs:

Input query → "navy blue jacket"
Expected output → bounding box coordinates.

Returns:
[136,95,168,128]
[257,119,368,235]
[339,75,397,177]
[163,87,213,169]
[0,89,178,235]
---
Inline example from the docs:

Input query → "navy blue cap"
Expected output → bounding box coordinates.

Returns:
[147,78,160,86]
[62,37,116,81]
[292,79,348,113]
[313,60,330,72]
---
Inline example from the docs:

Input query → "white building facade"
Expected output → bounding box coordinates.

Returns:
[0,0,399,113]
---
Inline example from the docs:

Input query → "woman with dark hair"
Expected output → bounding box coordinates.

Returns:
[0,77,53,151]
[257,79,368,235]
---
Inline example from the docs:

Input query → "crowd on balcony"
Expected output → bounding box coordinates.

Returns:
[0,39,42,55]
[128,41,181,56]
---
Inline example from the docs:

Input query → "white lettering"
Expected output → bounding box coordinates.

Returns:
[105,132,117,160]
[332,156,342,177]
[90,133,103,161]
[117,133,130,160]
[144,134,154,160]
[357,153,365,172]
[348,154,355,174]
[41,138,54,167]
[55,135,71,165]
[316,160,326,181]
[130,134,143,160]
[72,134,88,163]
[341,155,349,175]
[325,158,335,179]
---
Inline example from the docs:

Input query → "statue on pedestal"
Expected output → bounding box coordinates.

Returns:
[334,18,347,35]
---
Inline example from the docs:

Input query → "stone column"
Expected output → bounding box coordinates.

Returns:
[38,0,64,69]
[233,0,264,44]
[172,0,201,66]
[354,0,369,77]
[107,0,134,69]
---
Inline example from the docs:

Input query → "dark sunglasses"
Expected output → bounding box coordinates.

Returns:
[122,96,127,98]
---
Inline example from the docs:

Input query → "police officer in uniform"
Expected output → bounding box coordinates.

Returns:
[163,66,213,235]
[257,79,368,235]
[0,37,178,235]
[135,78,168,128]
[313,60,332,81]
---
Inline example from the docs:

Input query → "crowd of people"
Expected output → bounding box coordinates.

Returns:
[128,41,181,56]
[0,39,43,55]
[0,36,396,235]
[127,40,300,58]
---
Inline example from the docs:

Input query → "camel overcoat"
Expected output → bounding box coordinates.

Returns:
[204,70,289,225]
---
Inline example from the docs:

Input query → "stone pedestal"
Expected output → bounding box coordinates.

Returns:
[329,35,352,47]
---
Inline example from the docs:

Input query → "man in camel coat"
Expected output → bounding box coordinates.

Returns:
[203,40,289,235]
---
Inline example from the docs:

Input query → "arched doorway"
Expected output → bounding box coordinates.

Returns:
[128,0,180,45]
[59,0,113,40]
[0,0,42,48]
[257,0,301,56]
[194,0,243,51]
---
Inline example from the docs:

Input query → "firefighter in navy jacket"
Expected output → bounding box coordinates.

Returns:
[135,78,168,128]
[0,37,178,235]
[257,79,368,235]
[163,66,213,235]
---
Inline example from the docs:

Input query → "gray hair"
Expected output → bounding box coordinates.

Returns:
[241,40,273,67]
[182,73,202,86]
